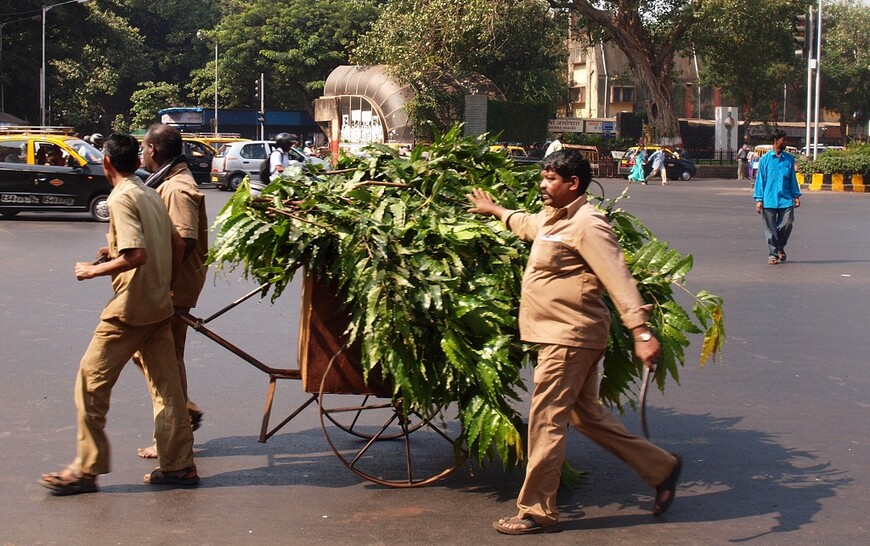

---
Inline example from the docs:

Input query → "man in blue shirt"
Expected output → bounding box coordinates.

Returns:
[753,130,801,264]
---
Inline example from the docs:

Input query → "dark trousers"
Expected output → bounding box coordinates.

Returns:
[762,207,795,257]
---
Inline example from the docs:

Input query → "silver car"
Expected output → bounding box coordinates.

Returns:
[210,140,327,191]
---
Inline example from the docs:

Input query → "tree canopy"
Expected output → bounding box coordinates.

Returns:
[549,0,703,144]
[353,0,565,105]
[190,0,383,116]
[691,0,802,128]
[818,0,870,143]
[0,0,867,141]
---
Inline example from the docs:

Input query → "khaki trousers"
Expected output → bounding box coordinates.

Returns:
[516,344,676,525]
[133,308,200,413]
[73,317,195,475]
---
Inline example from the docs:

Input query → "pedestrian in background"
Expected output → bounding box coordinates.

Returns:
[747,148,759,182]
[645,147,669,185]
[136,123,208,458]
[544,133,563,157]
[467,149,681,535]
[628,143,647,184]
[39,134,198,496]
[737,138,751,180]
[754,130,801,265]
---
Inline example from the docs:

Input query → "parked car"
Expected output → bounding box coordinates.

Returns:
[211,140,328,191]
[0,132,116,221]
[798,145,844,157]
[618,146,696,181]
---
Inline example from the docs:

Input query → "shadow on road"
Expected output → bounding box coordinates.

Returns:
[464,407,850,541]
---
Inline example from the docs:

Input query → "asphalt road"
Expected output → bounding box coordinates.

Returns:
[1,178,869,545]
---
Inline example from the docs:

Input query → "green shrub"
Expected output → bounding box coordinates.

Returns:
[797,144,870,175]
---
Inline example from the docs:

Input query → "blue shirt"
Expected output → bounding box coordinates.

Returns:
[753,150,801,208]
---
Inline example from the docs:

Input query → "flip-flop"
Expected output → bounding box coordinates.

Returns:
[777,250,787,262]
[144,466,200,487]
[492,516,561,535]
[653,455,682,515]
[39,469,98,496]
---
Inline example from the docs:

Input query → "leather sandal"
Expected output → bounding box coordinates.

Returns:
[653,455,682,515]
[492,516,561,535]
[144,466,200,487]
[39,468,98,496]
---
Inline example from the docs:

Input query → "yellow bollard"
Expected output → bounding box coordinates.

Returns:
[831,173,845,192]
[810,173,824,191]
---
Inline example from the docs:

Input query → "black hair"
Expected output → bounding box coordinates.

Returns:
[103,134,140,173]
[771,129,787,141]
[540,149,593,193]
[146,123,183,158]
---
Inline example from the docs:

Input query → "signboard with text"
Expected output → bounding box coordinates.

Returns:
[548,118,616,134]
[161,111,204,125]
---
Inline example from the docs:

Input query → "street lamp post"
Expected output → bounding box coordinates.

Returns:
[41,0,91,126]
[724,110,735,161]
[197,31,218,134]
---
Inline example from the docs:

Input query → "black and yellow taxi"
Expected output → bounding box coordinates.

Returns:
[180,135,220,186]
[0,128,114,221]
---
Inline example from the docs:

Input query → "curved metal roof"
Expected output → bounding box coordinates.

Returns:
[323,65,415,143]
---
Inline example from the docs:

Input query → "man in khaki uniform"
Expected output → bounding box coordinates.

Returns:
[135,123,209,458]
[39,134,198,496]
[468,149,681,534]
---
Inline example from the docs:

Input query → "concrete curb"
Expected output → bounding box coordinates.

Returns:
[798,173,868,192]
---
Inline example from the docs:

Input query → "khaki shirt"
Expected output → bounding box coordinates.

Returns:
[101,174,175,326]
[155,163,208,308]
[503,195,650,349]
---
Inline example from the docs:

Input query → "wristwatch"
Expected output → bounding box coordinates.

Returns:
[635,331,653,342]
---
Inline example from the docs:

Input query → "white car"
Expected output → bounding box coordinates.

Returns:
[799,145,844,157]
[210,140,327,191]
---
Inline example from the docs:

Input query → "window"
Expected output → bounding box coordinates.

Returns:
[611,86,635,104]
[339,95,384,145]
[240,143,267,160]
[0,140,26,163]
[570,87,586,105]
[185,142,212,158]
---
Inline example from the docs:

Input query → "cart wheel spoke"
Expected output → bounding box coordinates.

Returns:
[319,355,467,487]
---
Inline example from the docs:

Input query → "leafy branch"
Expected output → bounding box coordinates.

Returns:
[208,126,725,468]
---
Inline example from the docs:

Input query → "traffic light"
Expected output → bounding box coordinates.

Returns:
[254,80,260,102]
[257,111,265,125]
[794,13,811,59]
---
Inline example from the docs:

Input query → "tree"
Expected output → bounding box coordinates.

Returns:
[48,6,147,129]
[549,0,702,145]
[191,0,383,115]
[115,0,221,87]
[354,0,564,104]
[691,0,803,128]
[128,81,182,130]
[819,0,870,144]
[352,0,564,134]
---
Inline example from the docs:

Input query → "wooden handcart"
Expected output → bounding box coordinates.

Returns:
[178,275,467,487]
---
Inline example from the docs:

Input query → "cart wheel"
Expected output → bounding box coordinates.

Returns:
[318,358,467,488]
[321,393,428,440]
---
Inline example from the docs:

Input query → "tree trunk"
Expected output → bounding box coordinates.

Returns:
[615,39,682,145]
[555,0,700,146]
